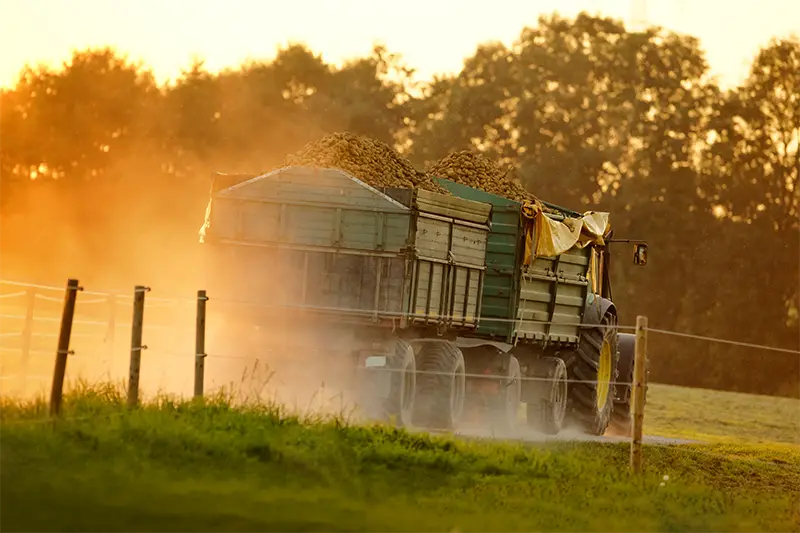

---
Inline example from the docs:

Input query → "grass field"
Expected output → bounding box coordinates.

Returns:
[2,383,799,532]
[645,383,800,445]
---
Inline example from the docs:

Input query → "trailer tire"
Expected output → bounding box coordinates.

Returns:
[413,341,466,431]
[383,339,416,428]
[525,356,568,435]
[492,355,522,432]
[563,308,619,435]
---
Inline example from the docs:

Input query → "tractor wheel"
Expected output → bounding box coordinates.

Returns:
[525,356,568,435]
[412,341,466,431]
[563,308,619,435]
[491,355,522,432]
[382,339,416,428]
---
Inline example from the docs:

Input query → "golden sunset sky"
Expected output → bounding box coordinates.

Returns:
[1,0,798,89]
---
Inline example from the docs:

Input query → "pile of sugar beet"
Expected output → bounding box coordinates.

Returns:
[283,132,538,204]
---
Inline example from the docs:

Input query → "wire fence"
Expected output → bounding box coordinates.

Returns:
[0,279,800,454]
[2,277,799,351]
[2,277,798,385]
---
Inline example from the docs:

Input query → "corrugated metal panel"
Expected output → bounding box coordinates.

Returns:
[407,188,490,330]
[205,244,409,321]
[413,215,489,265]
[415,188,492,225]
[204,167,415,327]
[221,166,409,212]
[415,217,450,260]
[516,247,590,344]
[450,224,488,266]
[433,176,593,346]
[207,167,412,253]
[205,166,491,333]
[407,259,483,329]
[449,265,482,324]
[433,177,522,341]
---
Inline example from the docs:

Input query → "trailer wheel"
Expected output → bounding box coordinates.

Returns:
[383,339,416,428]
[525,356,568,435]
[413,341,466,431]
[564,308,619,435]
[492,356,522,432]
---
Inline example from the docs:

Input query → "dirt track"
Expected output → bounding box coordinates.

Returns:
[424,423,701,446]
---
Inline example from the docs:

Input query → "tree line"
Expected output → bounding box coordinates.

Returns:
[1,12,797,397]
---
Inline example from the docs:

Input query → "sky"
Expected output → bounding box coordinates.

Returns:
[1,0,799,90]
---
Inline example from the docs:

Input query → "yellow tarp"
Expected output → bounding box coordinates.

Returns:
[522,201,611,265]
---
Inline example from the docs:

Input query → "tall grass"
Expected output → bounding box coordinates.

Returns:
[1,381,798,532]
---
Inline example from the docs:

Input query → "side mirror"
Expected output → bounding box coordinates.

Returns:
[633,243,648,265]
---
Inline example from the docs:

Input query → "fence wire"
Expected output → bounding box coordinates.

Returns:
[141,349,636,387]
[2,277,798,385]
[0,291,26,300]
[646,327,800,355]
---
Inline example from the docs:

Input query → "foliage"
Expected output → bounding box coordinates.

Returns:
[0,14,797,397]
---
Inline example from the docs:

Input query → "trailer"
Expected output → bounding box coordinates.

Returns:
[432,177,647,436]
[199,166,493,429]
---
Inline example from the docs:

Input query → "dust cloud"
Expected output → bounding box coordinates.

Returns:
[1,154,612,441]
[0,153,369,420]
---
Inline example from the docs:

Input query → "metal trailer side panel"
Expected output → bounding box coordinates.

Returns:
[210,167,411,252]
[414,188,493,225]
[407,217,488,328]
[431,176,593,348]
[515,245,591,345]
[203,243,410,320]
[203,167,414,325]
[431,177,523,341]
[208,197,409,255]
[405,189,491,331]
[221,166,409,211]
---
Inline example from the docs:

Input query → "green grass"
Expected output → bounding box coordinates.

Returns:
[644,383,800,445]
[2,383,799,532]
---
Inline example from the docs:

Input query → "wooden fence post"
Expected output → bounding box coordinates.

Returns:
[194,290,208,399]
[127,285,148,408]
[630,315,648,474]
[20,287,36,394]
[49,279,81,417]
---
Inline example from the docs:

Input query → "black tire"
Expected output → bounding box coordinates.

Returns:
[382,339,416,428]
[492,356,522,432]
[563,308,619,435]
[412,340,466,430]
[525,356,568,435]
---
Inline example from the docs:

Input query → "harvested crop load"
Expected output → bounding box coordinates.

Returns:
[425,150,536,203]
[284,132,449,194]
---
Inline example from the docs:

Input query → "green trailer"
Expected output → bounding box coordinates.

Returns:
[433,177,646,436]
[199,166,493,429]
[199,165,646,436]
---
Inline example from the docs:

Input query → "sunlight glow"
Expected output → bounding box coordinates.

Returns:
[1,0,798,89]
